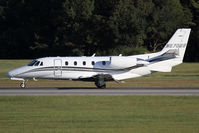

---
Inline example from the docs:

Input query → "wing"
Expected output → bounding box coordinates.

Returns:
[79,74,114,82]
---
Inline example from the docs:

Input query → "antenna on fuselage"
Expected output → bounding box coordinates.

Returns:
[91,53,96,57]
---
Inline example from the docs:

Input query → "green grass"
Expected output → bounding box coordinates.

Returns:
[0,96,199,133]
[0,60,199,87]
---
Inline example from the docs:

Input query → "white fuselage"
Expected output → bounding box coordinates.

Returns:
[7,56,153,81]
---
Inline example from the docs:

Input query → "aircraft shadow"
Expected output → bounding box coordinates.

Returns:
[57,87,102,90]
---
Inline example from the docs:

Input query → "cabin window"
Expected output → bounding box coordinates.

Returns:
[92,61,95,65]
[65,61,68,66]
[83,61,86,65]
[102,61,106,65]
[74,61,77,66]
[40,62,43,66]
[34,61,40,66]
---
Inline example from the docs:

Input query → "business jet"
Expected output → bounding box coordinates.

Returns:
[7,28,191,88]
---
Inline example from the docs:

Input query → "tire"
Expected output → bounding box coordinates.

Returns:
[20,83,26,88]
[97,84,106,89]
[101,84,106,89]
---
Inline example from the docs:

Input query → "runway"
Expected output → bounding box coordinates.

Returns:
[0,87,199,96]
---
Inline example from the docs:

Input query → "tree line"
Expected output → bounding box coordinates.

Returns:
[0,0,198,61]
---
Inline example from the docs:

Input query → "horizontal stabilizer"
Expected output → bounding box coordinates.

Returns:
[149,66,172,72]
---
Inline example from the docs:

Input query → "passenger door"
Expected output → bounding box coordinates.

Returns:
[54,59,62,77]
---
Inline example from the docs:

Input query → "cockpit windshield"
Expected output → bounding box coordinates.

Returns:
[34,61,40,66]
[27,60,43,66]
[27,60,37,66]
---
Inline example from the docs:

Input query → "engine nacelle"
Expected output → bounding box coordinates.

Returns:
[109,57,137,69]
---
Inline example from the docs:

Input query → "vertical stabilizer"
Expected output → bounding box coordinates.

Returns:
[161,28,191,62]
[148,28,191,72]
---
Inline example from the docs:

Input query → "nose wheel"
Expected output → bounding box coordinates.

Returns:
[20,83,26,88]
[20,80,27,88]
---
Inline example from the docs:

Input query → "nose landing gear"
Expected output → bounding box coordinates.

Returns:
[20,80,28,88]
[20,82,26,88]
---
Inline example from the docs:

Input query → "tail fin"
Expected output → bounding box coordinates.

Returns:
[161,28,191,62]
[148,29,191,72]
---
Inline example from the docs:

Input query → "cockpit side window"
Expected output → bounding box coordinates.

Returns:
[27,60,37,66]
[28,60,43,66]
[34,61,40,66]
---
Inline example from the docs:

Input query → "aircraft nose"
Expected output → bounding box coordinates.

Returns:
[7,70,13,78]
[7,66,28,78]
[7,69,18,78]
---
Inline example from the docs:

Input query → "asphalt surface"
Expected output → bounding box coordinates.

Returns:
[0,87,199,96]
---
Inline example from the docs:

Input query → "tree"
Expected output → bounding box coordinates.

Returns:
[146,0,193,52]
[0,0,198,61]
[107,0,143,47]
[181,0,199,61]
[61,0,95,55]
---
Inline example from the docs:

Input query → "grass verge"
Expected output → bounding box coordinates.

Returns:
[0,96,199,133]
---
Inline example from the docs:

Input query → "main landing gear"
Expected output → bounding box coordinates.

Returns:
[95,82,106,88]
[95,75,106,89]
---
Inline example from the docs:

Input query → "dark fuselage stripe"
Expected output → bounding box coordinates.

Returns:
[18,65,144,76]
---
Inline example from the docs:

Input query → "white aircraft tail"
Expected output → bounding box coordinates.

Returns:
[161,28,191,62]
[148,28,191,72]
